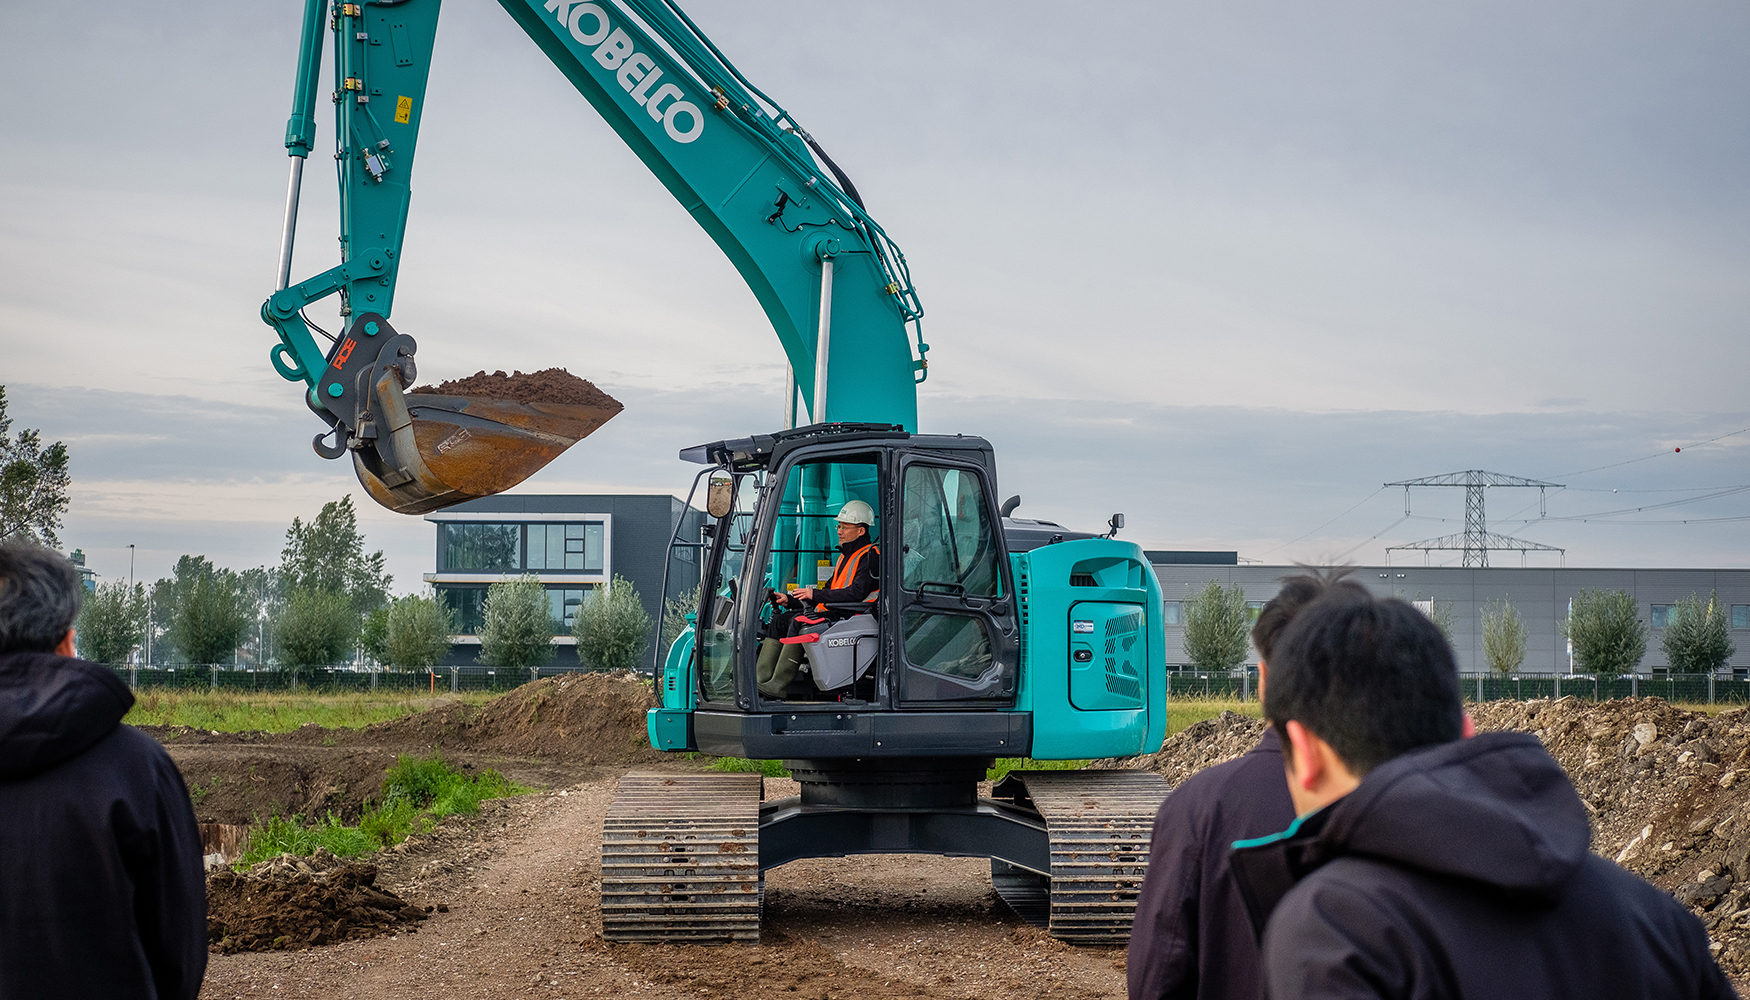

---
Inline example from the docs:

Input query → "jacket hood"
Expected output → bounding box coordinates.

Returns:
[1317,731,1590,899]
[0,651,134,779]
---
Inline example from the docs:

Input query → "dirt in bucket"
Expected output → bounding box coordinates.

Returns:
[410,368,621,409]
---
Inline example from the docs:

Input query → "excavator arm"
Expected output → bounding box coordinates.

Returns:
[263,0,930,513]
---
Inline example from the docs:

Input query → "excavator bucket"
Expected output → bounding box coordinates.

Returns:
[309,314,620,514]
[351,373,620,514]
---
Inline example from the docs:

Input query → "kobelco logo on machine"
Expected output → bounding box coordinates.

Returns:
[542,1,704,144]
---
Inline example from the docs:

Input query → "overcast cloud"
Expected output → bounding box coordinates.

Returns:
[2,0,1745,588]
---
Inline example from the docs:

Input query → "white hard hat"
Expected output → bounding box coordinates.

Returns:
[836,500,876,526]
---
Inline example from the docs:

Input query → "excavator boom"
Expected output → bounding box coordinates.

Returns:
[263,0,928,512]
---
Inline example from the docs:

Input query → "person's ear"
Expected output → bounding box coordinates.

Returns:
[1256,660,1268,705]
[56,628,76,658]
[1283,719,1324,793]
[1462,713,1477,738]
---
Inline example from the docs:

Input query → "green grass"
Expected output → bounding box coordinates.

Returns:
[707,756,790,777]
[1167,698,1258,737]
[987,757,1085,783]
[236,753,530,867]
[125,689,496,733]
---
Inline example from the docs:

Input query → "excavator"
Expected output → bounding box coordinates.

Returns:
[264,0,1170,944]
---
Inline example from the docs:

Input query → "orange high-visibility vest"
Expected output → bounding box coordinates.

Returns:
[816,542,879,610]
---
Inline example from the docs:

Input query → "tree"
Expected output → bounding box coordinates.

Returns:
[76,581,148,665]
[658,584,700,666]
[384,592,456,669]
[1412,596,1455,643]
[360,606,390,665]
[276,588,358,667]
[279,496,391,615]
[0,385,71,547]
[574,576,653,672]
[1480,599,1527,676]
[172,563,252,665]
[237,565,280,665]
[1562,589,1646,676]
[477,575,554,669]
[1183,579,1251,672]
[1663,591,1736,674]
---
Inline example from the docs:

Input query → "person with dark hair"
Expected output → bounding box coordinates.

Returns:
[0,541,207,1000]
[1232,587,1734,1000]
[1129,569,1367,1000]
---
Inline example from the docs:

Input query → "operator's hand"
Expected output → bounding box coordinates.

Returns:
[792,587,816,603]
[769,589,790,607]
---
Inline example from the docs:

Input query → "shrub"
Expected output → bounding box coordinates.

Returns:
[1663,591,1736,674]
[1562,589,1646,676]
[384,592,456,669]
[477,575,554,669]
[574,575,653,672]
[76,580,147,665]
[275,588,358,667]
[1480,599,1527,676]
[1183,580,1251,672]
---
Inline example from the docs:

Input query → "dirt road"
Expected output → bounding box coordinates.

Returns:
[199,771,1128,1000]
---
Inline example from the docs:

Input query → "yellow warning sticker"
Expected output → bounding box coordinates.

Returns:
[394,95,412,124]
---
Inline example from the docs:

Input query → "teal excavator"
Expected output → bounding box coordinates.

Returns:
[265,0,1171,944]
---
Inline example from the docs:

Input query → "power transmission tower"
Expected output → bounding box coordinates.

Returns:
[1384,470,1564,568]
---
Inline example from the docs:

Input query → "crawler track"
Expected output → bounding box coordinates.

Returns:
[600,771,763,943]
[994,770,1169,944]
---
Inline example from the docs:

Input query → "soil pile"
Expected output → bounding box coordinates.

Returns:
[411,368,621,409]
[360,672,667,762]
[208,849,433,952]
[1095,710,1269,784]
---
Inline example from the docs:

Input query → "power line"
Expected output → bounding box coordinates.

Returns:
[1549,427,1750,478]
[1255,486,1386,559]
[1331,515,1409,562]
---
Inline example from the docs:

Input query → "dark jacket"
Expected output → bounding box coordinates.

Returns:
[0,652,207,1000]
[1230,732,1735,1000]
[1129,727,1297,1000]
[811,535,879,607]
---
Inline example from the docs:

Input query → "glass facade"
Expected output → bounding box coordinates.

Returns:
[1734,606,1748,630]
[436,582,597,635]
[1651,604,1674,629]
[1162,601,1182,626]
[440,521,604,574]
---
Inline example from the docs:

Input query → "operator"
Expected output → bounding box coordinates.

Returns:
[756,500,879,699]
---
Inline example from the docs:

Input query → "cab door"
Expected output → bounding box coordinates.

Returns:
[894,457,1020,706]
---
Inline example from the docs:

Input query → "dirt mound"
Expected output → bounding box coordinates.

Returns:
[361,672,667,761]
[208,849,434,952]
[165,746,406,825]
[1094,710,1268,784]
[411,368,621,409]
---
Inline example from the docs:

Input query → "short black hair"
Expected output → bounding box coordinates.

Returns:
[1263,588,1462,775]
[1251,567,1364,664]
[0,541,83,655]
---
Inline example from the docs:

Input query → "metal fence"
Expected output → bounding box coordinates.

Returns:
[1168,669,1750,705]
[112,664,608,694]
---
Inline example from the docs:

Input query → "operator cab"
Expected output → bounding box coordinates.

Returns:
[668,424,1024,756]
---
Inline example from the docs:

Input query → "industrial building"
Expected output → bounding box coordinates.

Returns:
[1150,555,1750,677]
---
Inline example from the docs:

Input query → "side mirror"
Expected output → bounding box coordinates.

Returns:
[706,473,734,518]
[1106,512,1124,537]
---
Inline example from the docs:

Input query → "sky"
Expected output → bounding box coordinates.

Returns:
[2,0,1746,592]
